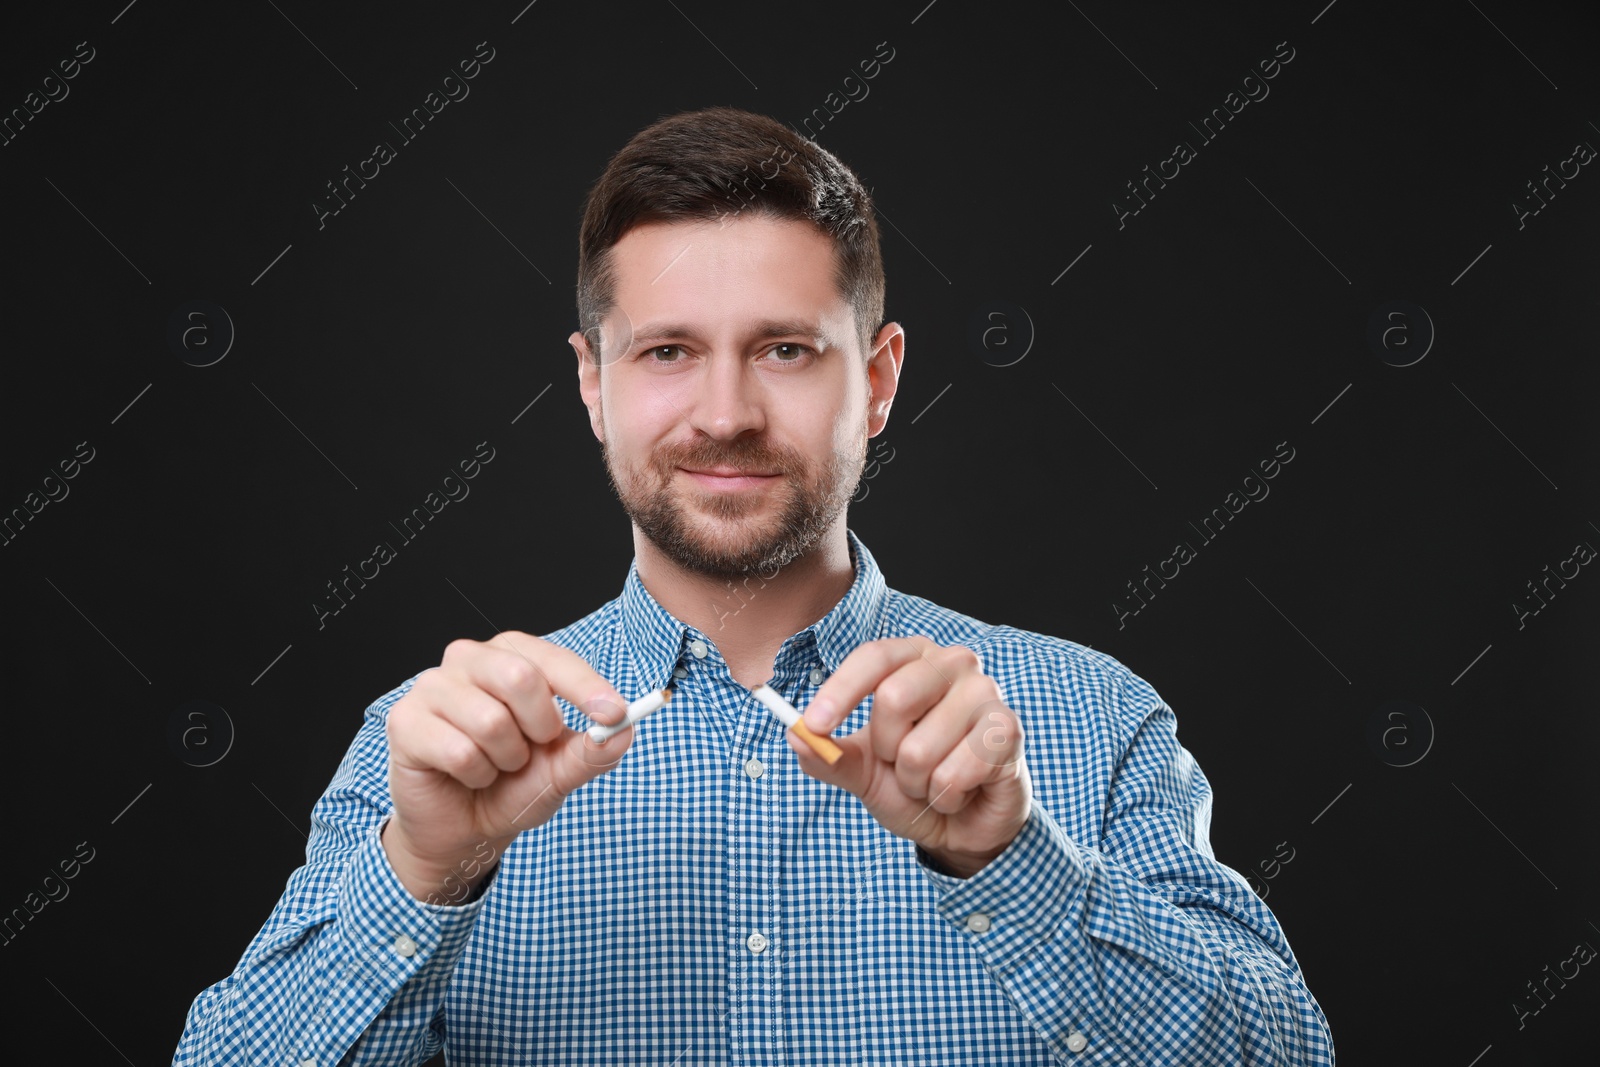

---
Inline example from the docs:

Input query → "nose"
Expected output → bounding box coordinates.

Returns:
[689,353,767,441]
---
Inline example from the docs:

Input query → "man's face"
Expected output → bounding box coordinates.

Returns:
[573,214,898,582]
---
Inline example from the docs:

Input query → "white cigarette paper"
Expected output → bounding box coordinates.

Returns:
[751,683,801,728]
[587,687,672,744]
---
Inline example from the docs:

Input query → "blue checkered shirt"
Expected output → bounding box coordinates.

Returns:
[174,528,1334,1065]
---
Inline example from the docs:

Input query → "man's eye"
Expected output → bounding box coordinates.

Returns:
[770,344,810,361]
[647,345,685,362]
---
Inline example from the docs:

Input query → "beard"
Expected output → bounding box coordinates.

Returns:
[598,413,866,583]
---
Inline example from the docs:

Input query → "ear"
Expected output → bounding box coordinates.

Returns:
[864,322,905,437]
[571,330,604,443]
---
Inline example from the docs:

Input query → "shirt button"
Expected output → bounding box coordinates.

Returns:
[689,639,709,659]
[744,758,765,779]
[392,934,418,958]
[673,666,689,680]
[746,932,768,953]
[808,667,826,685]
[965,912,991,934]
[1066,1031,1089,1053]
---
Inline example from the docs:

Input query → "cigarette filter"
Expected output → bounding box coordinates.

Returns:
[751,683,843,764]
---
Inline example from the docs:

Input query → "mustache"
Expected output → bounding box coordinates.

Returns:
[663,443,795,474]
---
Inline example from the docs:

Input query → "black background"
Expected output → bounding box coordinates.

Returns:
[1,1,1595,1064]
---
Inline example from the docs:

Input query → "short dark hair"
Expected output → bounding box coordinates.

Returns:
[576,107,884,364]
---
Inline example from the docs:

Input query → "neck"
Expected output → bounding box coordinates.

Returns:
[634,523,856,686]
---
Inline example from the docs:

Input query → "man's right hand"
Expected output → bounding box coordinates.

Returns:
[381,631,632,904]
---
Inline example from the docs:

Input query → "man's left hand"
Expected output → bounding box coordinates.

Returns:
[789,636,1031,878]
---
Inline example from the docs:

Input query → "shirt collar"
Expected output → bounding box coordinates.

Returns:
[617,527,890,690]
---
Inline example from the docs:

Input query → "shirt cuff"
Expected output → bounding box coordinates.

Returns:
[332,818,489,989]
[916,800,1090,974]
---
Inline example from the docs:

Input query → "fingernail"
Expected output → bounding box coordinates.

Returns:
[804,696,835,732]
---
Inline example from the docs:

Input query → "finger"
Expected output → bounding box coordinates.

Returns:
[928,719,1029,812]
[965,699,1027,772]
[450,639,561,747]
[459,632,627,742]
[804,635,963,734]
[887,688,981,800]
[801,637,919,734]
[926,737,994,814]
[504,634,629,726]
[432,681,531,774]
[868,653,980,770]
[397,713,500,790]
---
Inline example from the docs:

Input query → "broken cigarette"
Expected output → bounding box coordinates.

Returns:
[587,687,673,744]
[751,683,843,764]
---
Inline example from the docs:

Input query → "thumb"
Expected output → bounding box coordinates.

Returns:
[490,728,632,837]
[558,723,634,791]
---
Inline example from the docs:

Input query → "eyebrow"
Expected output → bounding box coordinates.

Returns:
[629,319,839,351]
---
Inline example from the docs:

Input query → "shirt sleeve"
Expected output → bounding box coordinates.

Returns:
[171,675,490,1067]
[915,664,1335,1066]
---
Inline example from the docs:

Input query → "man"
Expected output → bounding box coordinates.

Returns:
[174,107,1333,1065]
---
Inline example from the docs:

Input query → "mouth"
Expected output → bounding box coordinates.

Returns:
[679,467,782,491]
